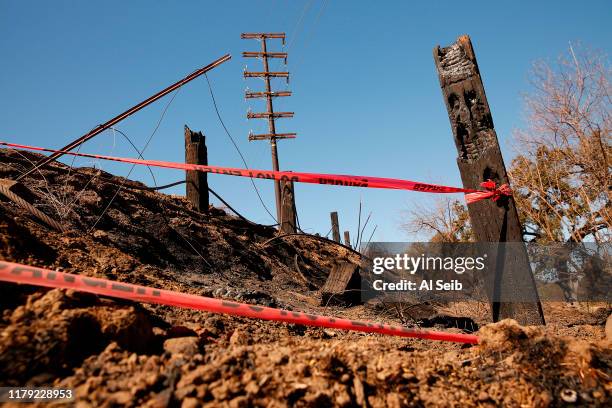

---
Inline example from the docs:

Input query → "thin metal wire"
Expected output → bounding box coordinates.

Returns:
[290,0,329,77]
[87,88,181,233]
[204,72,278,224]
[89,121,212,267]
[0,182,65,232]
[287,0,315,51]
[63,127,155,217]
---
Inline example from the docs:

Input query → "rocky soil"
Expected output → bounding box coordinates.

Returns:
[0,148,610,407]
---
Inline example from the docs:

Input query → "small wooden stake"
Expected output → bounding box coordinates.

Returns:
[433,35,545,325]
[184,125,209,213]
[330,211,341,243]
[280,180,297,233]
[344,231,351,248]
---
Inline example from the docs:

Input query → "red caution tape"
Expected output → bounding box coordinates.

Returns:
[0,260,479,344]
[464,180,512,204]
[1,141,508,203]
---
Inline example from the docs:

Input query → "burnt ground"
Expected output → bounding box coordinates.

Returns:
[0,148,610,407]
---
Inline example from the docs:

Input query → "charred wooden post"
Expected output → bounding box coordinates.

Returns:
[344,231,351,248]
[330,212,341,243]
[184,125,209,213]
[280,180,297,233]
[433,35,545,325]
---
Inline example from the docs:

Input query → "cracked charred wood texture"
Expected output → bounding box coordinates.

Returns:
[280,180,297,233]
[433,35,545,325]
[184,125,209,213]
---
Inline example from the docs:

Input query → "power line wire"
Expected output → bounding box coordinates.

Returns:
[204,72,278,224]
[287,0,315,51]
[291,0,329,76]
[88,87,181,232]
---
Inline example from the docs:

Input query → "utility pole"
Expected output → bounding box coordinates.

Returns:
[241,33,297,230]
[433,35,545,325]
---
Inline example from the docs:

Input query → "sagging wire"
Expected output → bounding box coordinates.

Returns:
[204,72,278,224]
[19,119,212,266]
[91,127,277,263]
[99,125,213,268]
[38,138,276,229]
[290,0,329,76]
[42,163,273,228]
[82,89,213,268]
[208,186,277,228]
[7,149,64,216]
[287,0,315,51]
[266,0,316,81]
[62,126,158,218]
[260,232,363,258]
[109,127,158,187]
[87,87,181,233]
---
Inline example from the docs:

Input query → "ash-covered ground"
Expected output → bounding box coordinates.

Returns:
[0,148,610,407]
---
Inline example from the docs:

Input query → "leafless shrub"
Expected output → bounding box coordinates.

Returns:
[510,43,610,243]
[402,198,473,243]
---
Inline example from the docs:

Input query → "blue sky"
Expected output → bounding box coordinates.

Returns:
[1,1,610,242]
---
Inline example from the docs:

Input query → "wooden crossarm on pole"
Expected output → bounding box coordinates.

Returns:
[249,133,297,141]
[245,91,292,99]
[247,112,294,119]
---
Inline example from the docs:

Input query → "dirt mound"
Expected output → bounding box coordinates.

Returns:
[8,319,606,407]
[0,289,156,385]
[476,320,611,406]
[0,148,610,407]
[0,149,357,313]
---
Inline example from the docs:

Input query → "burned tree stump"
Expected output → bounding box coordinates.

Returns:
[184,125,209,213]
[433,35,545,325]
[321,261,361,306]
